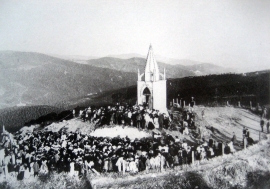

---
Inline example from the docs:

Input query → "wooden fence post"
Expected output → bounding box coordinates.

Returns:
[238,101,241,107]
[192,151,195,165]
[250,101,252,109]
[184,101,185,107]
[244,137,247,150]
[222,143,224,156]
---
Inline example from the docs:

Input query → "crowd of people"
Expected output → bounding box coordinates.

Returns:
[0,129,237,181]
[0,103,246,181]
[74,104,171,130]
[75,104,199,137]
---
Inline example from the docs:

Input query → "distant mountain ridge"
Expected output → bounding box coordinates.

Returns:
[0,51,137,109]
[86,57,234,77]
[106,53,202,66]
[87,57,195,79]
[0,51,235,109]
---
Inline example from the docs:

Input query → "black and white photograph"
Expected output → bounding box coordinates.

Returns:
[0,0,269,188]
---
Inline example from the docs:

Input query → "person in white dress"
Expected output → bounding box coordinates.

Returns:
[39,160,48,174]
[69,161,75,176]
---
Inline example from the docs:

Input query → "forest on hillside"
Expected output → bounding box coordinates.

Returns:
[167,72,270,106]
[107,72,270,107]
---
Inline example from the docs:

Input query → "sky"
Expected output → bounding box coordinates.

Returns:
[0,0,269,72]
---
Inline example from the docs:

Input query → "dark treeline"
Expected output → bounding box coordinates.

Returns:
[167,72,270,107]
[108,71,270,107]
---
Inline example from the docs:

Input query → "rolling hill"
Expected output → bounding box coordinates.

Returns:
[87,57,233,78]
[0,51,236,110]
[0,51,137,109]
[87,57,195,78]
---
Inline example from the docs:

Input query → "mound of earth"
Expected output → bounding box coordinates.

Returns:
[90,126,151,140]
[19,118,151,140]
[44,119,95,133]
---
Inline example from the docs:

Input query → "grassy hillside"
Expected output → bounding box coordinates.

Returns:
[0,105,63,133]
[0,51,137,109]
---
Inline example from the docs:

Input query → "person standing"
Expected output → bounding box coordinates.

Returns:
[260,119,265,132]
[136,111,142,129]
[190,97,195,112]
[266,119,269,134]
[17,163,25,180]
[231,132,237,145]
[158,113,164,131]
[201,109,205,119]
[33,160,39,177]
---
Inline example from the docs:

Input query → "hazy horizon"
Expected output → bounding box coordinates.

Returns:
[0,0,270,72]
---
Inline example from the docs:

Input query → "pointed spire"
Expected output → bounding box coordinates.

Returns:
[164,67,166,80]
[149,44,153,50]
[145,44,159,81]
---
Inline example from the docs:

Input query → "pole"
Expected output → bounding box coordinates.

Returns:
[222,143,224,156]
[250,101,252,109]
[244,137,247,150]
[184,101,185,108]
[192,151,194,165]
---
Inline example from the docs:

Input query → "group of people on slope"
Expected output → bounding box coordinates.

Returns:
[0,126,236,181]
[73,104,170,130]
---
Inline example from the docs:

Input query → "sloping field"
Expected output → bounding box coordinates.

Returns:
[195,106,263,141]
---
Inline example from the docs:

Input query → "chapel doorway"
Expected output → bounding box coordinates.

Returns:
[143,87,152,108]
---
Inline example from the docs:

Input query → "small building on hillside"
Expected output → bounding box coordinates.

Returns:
[137,45,167,112]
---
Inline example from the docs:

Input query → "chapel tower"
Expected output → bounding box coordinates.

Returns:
[137,45,167,112]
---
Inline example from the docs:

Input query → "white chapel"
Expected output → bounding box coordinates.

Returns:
[137,45,167,112]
